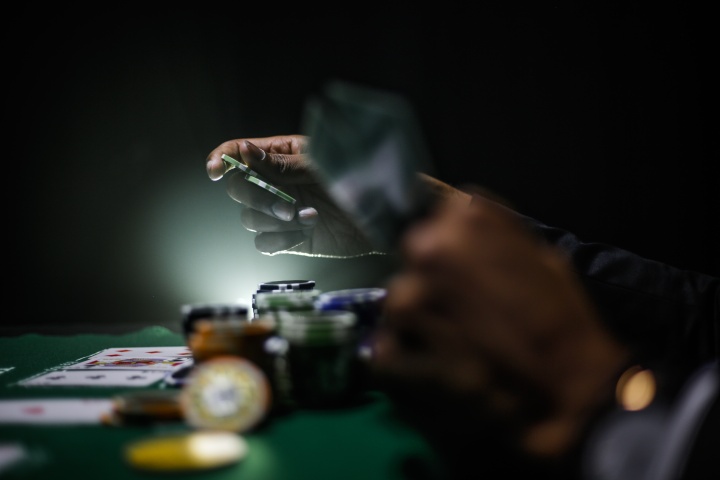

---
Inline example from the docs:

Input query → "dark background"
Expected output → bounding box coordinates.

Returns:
[6,6,717,334]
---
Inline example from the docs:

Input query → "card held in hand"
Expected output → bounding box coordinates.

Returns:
[302,80,435,252]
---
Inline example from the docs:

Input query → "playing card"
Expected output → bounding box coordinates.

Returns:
[83,346,192,358]
[66,356,192,372]
[0,398,114,424]
[302,80,435,251]
[18,370,167,387]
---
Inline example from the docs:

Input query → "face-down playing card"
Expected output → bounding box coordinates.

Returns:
[302,80,435,252]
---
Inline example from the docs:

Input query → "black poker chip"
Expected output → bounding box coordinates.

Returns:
[257,280,316,292]
[180,303,249,338]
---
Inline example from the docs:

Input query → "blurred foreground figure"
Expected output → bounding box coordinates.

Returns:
[206,136,719,480]
[371,193,719,480]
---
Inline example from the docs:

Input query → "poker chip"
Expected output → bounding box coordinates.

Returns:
[181,356,271,433]
[221,154,296,204]
[258,280,316,292]
[124,431,247,472]
[108,390,183,424]
[221,153,262,178]
[180,303,249,338]
[243,174,296,205]
[316,288,387,329]
[276,310,361,408]
[254,290,321,320]
[316,288,387,311]
[276,310,357,345]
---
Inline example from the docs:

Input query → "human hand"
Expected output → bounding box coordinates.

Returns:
[371,194,631,460]
[206,135,378,257]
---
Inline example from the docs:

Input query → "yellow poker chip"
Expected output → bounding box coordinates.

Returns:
[181,356,271,433]
[124,431,247,472]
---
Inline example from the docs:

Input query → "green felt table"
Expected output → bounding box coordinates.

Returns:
[0,326,435,480]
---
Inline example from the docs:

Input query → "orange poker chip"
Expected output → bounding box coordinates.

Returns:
[180,356,271,433]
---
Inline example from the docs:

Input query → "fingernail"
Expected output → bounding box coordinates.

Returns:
[298,207,318,226]
[271,201,295,221]
[244,141,266,162]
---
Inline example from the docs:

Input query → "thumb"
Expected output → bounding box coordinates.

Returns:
[241,140,319,185]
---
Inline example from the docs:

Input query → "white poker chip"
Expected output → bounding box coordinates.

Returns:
[181,356,271,433]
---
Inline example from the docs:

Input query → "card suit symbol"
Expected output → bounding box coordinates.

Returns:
[106,354,122,357]
[87,375,106,380]
[48,375,66,380]
[22,406,44,415]
[117,349,132,352]
[127,375,146,380]
[145,351,162,354]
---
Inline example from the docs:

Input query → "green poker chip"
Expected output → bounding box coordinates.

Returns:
[243,174,296,205]
[221,154,296,204]
[254,290,320,312]
[221,154,263,178]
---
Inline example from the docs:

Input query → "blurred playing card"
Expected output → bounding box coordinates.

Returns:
[302,80,434,251]
[0,398,114,424]
[18,370,167,387]
[66,356,192,372]
[84,346,192,358]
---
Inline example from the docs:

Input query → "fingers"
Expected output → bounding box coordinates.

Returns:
[254,231,310,255]
[205,135,317,184]
[240,140,319,185]
[225,170,297,221]
[240,205,318,232]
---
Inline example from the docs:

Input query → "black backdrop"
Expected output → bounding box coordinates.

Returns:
[6,6,717,333]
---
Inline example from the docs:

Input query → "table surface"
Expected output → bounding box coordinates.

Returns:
[0,326,436,480]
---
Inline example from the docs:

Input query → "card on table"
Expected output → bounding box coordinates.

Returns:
[82,346,192,358]
[18,370,168,387]
[0,398,114,424]
[16,346,192,388]
[66,356,191,371]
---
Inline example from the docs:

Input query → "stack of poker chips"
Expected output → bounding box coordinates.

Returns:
[252,280,319,318]
[252,287,320,406]
[186,316,279,406]
[315,288,387,357]
[272,309,362,408]
[315,288,387,393]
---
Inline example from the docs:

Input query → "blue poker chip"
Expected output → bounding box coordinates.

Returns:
[315,288,386,329]
[316,288,387,308]
[258,280,316,292]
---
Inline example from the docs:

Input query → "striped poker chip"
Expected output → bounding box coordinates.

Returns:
[254,290,320,312]
[221,154,263,179]
[181,356,270,433]
[258,280,316,292]
[276,310,357,345]
[316,288,387,309]
[243,174,296,205]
